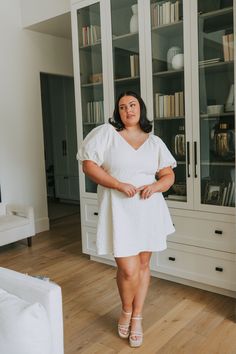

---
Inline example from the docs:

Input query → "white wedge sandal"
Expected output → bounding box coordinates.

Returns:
[129,315,143,347]
[118,309,132,339]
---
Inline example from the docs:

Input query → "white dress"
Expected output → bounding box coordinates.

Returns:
[77,123,176,257]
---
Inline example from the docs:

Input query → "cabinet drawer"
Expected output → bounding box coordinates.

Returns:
[169,216,235,253]
[81,200,98,227]
[155,243,236,291]
[81,226,114,262]
[82,226,97,255]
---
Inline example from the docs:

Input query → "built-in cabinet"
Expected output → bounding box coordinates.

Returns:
[71,0,236,296]
[46,75,80,201]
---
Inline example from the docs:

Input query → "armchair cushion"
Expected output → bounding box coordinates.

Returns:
[0,215,29,232]
[0,288,52,354]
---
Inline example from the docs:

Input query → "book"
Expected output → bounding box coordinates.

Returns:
[228,33,234,61]
[222,34,230,62]
[228,181,235,207]
[175,92,180,116]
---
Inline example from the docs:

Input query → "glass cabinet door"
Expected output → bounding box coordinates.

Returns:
[197,0,235,208]
[110,0,141,101]
[77,2,104,193]
[150,0,188,203]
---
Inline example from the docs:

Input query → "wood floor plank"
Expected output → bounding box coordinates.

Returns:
[0,214,235,354]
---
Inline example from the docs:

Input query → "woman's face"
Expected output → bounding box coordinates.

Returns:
[118,95,140,128]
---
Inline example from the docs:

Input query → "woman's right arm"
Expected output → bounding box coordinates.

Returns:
[82,160,137,197]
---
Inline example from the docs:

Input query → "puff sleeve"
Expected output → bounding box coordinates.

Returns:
[157,137,177,172]
[76,124,111,166]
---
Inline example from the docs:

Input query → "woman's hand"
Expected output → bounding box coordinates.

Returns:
[116,182,138,197]
[138,167,175,199]
[138,183,158,199]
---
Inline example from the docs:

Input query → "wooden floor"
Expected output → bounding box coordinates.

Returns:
[0,214,235,354]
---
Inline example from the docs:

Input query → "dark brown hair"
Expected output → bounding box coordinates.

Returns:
[108,91,153,132]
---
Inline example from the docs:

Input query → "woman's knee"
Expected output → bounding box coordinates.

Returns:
[139,252,151,272]
[119,265,139,281]
[117,257,140,281]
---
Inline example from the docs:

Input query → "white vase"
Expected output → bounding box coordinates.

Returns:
[130,4,139,33]
[167,46,181,70]
[172,53,184,70]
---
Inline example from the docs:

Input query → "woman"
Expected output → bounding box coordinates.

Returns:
[77,91,176,347]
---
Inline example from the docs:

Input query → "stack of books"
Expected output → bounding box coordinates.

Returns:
[86,100,104,123]
[199,58,221,67]
[155,91,184,118]
[221,181,235,207]
[151,0,181,27]
[130,54,139,77]
[222,33,234,62]
[81,25,101,46]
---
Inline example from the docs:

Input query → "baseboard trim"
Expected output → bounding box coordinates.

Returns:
[35,217,49,233]
[151,270,236,298]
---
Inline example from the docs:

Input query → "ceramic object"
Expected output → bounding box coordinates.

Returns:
[213,123,235,159]
[207,105,223,115]
[167,46,181,70]
[130,4,139,33]
[172,53,184,70]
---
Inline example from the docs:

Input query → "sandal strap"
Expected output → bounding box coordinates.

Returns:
[130,331,143,336]
[122,309,132,315]
[131,316,142,320]
[118,323,130,329]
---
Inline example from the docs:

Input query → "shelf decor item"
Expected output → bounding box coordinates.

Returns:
[130,4,139,33]
[207,105,224,115]
[225,84,234,112]
[172,53,184,70]
[204,182,225,205]
[213,123,235,160]
[167,46,181,70]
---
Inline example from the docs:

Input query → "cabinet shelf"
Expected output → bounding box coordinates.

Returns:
[81,81,103,88]
[114,76,139,83]
[200,112,234,119]
[153,69,184,78]
[201,161,235,166]
[79,41,101,51]
[154,116,185,120]
[199,7,233,33]
[83,122,103,126]
[113,31,138,42]
[152,20,183,36]
[199,60,234,73]
[199,6,233,19]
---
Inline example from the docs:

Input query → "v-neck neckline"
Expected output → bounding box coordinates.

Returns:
[112,126,150,152]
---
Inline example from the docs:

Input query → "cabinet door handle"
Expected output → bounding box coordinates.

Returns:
[194,141,197,178]
[187,141,190,177]
[215,267,223,272]
[93,212,98,216]
[215,230,223,235]
[62,140,67,156]
[168,257,176,261]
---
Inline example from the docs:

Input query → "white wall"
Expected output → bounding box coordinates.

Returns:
[0,1,74,232]
[20,0,70,27]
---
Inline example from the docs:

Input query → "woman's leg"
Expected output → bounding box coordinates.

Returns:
[130,252,152,341]
[115,255,140,333]
[132,251,152,315]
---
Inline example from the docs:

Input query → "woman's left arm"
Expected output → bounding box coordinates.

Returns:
[139,167,175,199]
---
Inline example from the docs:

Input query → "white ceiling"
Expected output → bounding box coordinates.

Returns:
[27,12,71,39]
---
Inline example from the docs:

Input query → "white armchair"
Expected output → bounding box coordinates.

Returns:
[0,203,35,247]
[0,267,64,354]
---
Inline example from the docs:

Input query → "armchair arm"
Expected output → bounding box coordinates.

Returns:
[6,204,35,235]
